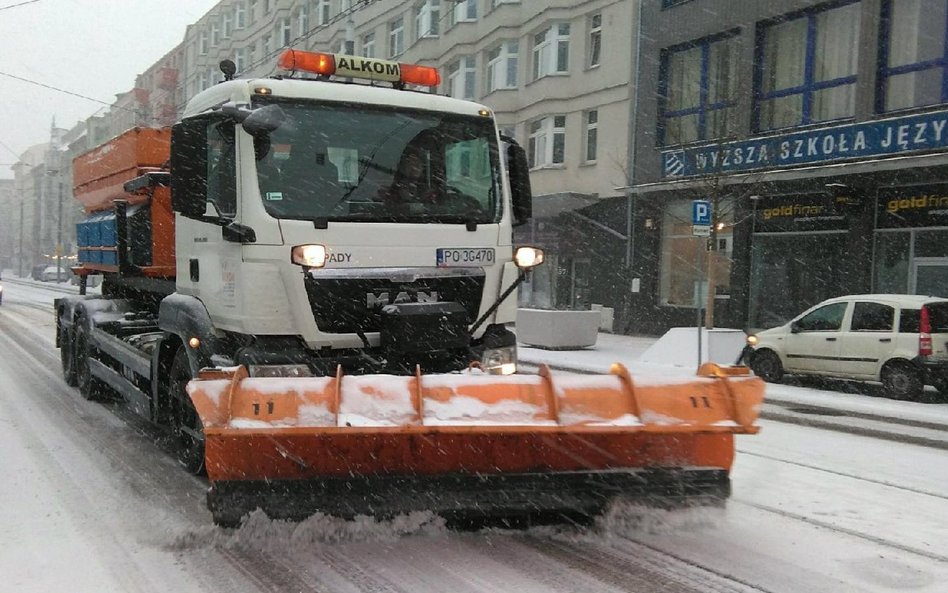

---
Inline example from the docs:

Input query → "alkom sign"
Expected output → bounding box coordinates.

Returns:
[662,109,948,179]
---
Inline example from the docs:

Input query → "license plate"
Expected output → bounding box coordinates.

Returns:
[437,248,495,267]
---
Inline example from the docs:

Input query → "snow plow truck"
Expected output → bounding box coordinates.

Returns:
[55,50,763,527]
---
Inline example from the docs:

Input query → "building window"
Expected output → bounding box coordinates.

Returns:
[362,32,375,57]
[415,1,440,41]
[879,0,948,112]
[280,18,292,47]
[263,34,272,57]
[297,5,309,36]
[528,115,566,168]
[659,33,739,145]
[588,13,602,67]
[533,23,570,80]
[249,0,257,22]
[584,110,598,162]
[235,3,247,29]
[210,19,220,46]
[447,56,477,100]
[492,0,519,7]
[199,30,208,55]
[234,47,246,73]
[223,12,233,37]
[660,200,733,307]
[315,0,330,25]
[451,0,477,25]
[487,41,518,92]
[248,42,256,68]
[389,17,404,57]
[756,2,860,131]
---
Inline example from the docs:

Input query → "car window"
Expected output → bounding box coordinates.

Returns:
[899,309,920,333]
[850,302,894,331]
[796,302,848,332]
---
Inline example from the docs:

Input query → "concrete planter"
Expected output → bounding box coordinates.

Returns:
[516,308,600,350]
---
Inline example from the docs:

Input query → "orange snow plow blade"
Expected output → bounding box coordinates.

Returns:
[187,363,763,526]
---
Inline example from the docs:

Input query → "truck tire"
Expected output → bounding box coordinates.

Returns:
[59,315,78,387]
[169,346,205,475]
[74,318,109,400]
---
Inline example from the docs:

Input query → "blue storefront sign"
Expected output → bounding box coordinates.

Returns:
[661,109,948,179]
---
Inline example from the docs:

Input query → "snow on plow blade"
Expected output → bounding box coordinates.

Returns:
[187,363,763,526]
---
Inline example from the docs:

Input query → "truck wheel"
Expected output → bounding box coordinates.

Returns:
[169,347,205,475]
[881,362,923,400]
[60,315,78,387]
[934,379,948,399]
[750,350,783,383]
[74,319,108,400]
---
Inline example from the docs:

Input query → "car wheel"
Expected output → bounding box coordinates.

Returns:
[881,362,923,400]
[750,349,783,383]
[169,346,205,475]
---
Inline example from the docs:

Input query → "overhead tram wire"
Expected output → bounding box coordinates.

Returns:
[0,70,152,120]
[0,0,42,12]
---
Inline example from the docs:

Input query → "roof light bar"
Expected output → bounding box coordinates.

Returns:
[277,49,441,87]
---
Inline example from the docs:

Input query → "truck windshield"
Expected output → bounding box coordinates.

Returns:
[251,98,502,225]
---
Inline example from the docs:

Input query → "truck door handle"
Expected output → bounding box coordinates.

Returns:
[879,338,892,343]
[825,337,837,341]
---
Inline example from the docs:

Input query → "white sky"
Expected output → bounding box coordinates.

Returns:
[0,0,222,178]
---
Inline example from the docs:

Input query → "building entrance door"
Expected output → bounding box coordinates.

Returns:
[913,258,948,298]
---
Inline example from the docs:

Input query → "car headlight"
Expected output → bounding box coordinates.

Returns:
[481,345,517,375]
[746,334,758,346]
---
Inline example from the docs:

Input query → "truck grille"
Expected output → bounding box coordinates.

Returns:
[303,269,486,334]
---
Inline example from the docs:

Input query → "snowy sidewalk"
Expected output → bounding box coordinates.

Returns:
[518,331,948,439]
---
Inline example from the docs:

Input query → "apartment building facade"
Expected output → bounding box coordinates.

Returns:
[623,0,948,334]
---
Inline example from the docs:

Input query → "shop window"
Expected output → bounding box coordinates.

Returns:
[851,302,894,331]
[659,33,739,145]
[756,2,860,131]
[873,231,910,293]
[879,0,948,112]
[660,200,733,307]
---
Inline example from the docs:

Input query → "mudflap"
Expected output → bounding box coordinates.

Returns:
[207,467,730,528]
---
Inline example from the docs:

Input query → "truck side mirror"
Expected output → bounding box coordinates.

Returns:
[504,139,532,227]
[170,121,209,219]
[242,104,286,136]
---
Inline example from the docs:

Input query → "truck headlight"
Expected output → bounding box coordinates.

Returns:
[482,345,517,375]
[514,246,544,270]
[291,244,328,268]
[746,334,758,346]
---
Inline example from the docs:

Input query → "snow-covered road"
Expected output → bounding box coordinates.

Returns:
[2,282,946,592]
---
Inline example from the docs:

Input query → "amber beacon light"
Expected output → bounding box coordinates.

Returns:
[278,49,441,87]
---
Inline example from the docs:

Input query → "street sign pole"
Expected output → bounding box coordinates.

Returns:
[692,200,712,366]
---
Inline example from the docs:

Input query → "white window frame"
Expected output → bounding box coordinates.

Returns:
[583,109,598,163]
[199,30,208,55]
[415,0,440,41]
[223,12,233,38]
[452,0,477,25]
[280,18,292,47]
[362,32,376,57]
[533,23,570,80]
[234,47,246,73]
[389,17,404,57]
[487,41,518,92]
[263,34,272,57]
[528,115,566,168]
[297,5,309,36]
[588,13,602,68]
[235,3,246,29]
[210,19,220,46]
[492,0,519,8]
[315,0,330,25]
[447,55,477,100]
